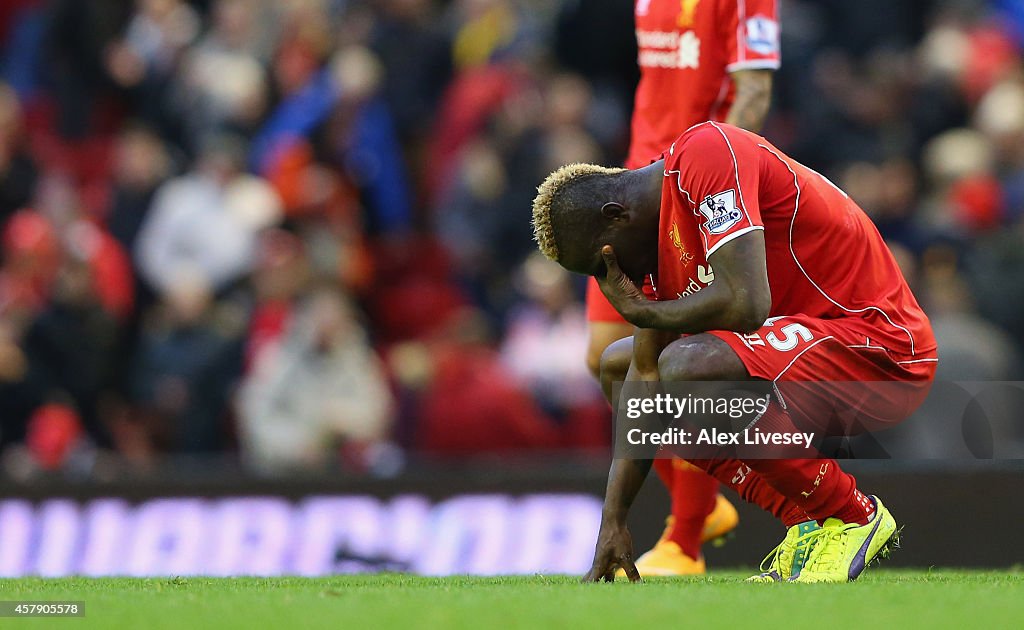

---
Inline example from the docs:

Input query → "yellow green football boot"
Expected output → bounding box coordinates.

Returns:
[746,520,821,582]
[789,496,899,583]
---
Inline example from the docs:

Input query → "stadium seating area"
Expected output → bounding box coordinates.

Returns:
[1,0,1023,477]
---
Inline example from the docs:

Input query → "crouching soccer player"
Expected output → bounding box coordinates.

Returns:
[531,121,937,582]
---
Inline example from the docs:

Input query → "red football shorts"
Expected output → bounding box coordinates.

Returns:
[707,314,937,433]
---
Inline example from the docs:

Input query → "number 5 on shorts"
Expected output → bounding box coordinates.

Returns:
[765,321,813,351]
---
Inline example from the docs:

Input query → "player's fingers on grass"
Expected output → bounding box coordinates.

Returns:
[581,563,607,583]
[621,556,643,583]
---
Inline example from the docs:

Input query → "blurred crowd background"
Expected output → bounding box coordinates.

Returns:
[0,0,1022,478]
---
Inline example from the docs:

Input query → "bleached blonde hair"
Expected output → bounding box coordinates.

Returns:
[531,163,625,261]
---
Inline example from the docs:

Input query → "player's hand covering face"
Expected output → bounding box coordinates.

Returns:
[595,245,647,325]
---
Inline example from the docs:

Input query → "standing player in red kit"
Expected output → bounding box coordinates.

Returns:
[586,0,782,576]
[532,121,937,582]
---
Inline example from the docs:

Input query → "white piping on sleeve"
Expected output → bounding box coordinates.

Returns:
[706,225,764,257]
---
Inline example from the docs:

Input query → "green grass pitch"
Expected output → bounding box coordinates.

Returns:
[4,571,1022,629]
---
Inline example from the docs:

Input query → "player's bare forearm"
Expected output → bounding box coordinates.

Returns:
[601,331,672,511]
[601,457,653,524]
[581,456,650,582]
[606,329,670,509]
[630,279,748,332]
[611,327,672,443]
[581,328,672,582]
[600,233,771,333]
[725,69,774,133]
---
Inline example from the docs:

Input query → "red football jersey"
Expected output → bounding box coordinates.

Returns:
[628,0,780,169]
[654,122,937,358]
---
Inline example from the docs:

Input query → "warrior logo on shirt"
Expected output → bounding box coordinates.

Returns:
[699,189,742,234]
